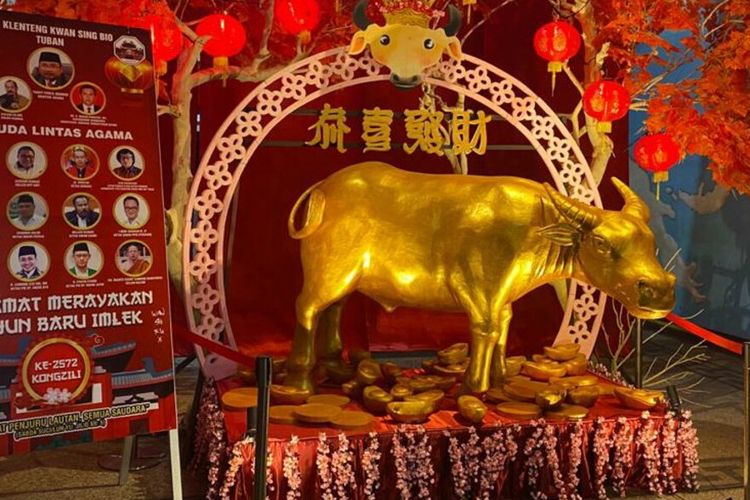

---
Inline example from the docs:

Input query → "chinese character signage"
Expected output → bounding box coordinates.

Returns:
[0,11,176,455]
[306,104,491,155]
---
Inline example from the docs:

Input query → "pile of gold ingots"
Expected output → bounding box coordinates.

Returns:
[232,343,665,428]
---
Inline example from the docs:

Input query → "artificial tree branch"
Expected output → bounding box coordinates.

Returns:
[251,0,276,73]
[461,0,519,43]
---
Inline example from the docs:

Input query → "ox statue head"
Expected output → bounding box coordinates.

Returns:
[542,178,676,320]
[348,0,462,89]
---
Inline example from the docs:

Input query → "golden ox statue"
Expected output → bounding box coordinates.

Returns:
[348,0,462,89]
[286,162,675,393]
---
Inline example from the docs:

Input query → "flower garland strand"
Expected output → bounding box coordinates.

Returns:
[332,432,356,498]
[521,419,547,499]
[191,379,229,500]
[544,424,565,496]
[660,412,679,494]
[283,435,302,500]
[610,416,635,497]
[219,435,255,499]
[248,448,275,500]
[677,410,700,491]
[592,416,612,500]
[392,425,435,499]
[316,432,335,500]
[560,421,584,500]
[635,411,662,495]
[362,432,382,499]
[445,426,481,498]
[477,425,519,498]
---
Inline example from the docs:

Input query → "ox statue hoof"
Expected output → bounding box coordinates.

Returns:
[283,371,315,393]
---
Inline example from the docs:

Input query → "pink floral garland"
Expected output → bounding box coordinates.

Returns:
[331,433,356,498]
[391,425,435,499]
[592,416,612,500]
[610,416,635,497]
[560,421,583,500]
[316,433,335,500]
[520,419,547,498]
[219,435,255,499]
[283,435,302,500]
[478,425,519,499]
[635,411,662,495]
[445,426,481,497]
[660,412,679,494]
[361,432,382,499]
[677,410,700,491]
[544,424,565,496]
[190,379,229,500]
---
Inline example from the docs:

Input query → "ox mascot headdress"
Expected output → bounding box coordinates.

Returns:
[348,0,462,88]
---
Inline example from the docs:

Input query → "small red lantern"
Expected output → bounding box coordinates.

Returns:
[196,14,247,69]
[634,133,681,198]
[582,79,630,134]
[275,0,321,45]
[534,20,581,91]
[130,14,183,75]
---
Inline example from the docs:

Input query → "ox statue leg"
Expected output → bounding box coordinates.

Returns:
[315,299,347,370]
[285,295,323,392]
[490,305,513,388]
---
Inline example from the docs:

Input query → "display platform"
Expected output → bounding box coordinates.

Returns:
[191,372,699,499]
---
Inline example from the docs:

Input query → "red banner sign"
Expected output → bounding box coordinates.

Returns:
[0,11,176,455]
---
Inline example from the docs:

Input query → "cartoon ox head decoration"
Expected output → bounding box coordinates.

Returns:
[348,0,462,89]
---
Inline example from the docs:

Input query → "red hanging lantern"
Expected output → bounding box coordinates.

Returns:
[582,79,630,134]
[634,133,681,198]
[533,20,581,91]
[196,14,247,69]
[129,13,183,75]
[275,0,321,45]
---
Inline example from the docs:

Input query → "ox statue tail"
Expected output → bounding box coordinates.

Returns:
[288,181,325,239]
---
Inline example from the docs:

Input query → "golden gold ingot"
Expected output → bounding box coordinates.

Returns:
[614,387,665,410]
[386,401,432,424]
[349,349,372,366]
[270,385,311,405]
[331,410,375,430]
[286,163,676,394]
[390,384,413,400]
[531,354,555,364]
[326,364,356,384]
[507,374,531,383]
[363,385,394,414]
[562,354,588,376]
[381,362,403,385]
[432,363,468,378]
[293,403,343,424]
[502,383,537,402]
[596,383,616,396]
[546,404,589,421]
[549,375,599,387]
[405,389,445,412]
[506,356,526,377]
[417,374,454,391]
[457,395,486,423]
[535,389,565,410]
[567,386,600,407]
[221,387,258,411]
[306,394,351,407]
[485,387,514,403]
[342,380,364,398]
[544,343,581,361]
[356,359,383,385]
[237,367,256,385]
[496,402,543,419]
[437,343,469,365]
[422,359,437,373]
[522,361,567,381]
[409,377,438,393]
[270,405,299,424]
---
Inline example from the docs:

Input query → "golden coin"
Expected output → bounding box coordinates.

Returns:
[221,387,258,410]
[546,404,589,421]
[306,394,351,407]
[503,383,537,402]
[269,405,299,424]
[331,410,374,430]
[293,403,343,423]
[495,402,542,419]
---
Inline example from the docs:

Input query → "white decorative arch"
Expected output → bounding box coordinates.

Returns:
[183,47,607,378]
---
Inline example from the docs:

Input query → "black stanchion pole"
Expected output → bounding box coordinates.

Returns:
[253,356,272,500]
[635,319,643,388]
[744,343,749,500]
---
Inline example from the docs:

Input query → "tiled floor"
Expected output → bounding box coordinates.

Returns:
[0,331,748,499]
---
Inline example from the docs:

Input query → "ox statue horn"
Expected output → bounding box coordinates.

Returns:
[353,0,371,30]
[543,183,600,231]
[611,177,651,222]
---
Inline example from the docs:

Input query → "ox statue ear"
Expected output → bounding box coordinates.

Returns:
[538,223,580,247]
[611,177,650,222]
[446,37,462,61]
[348,31,368,55]
[543,183,601,231]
